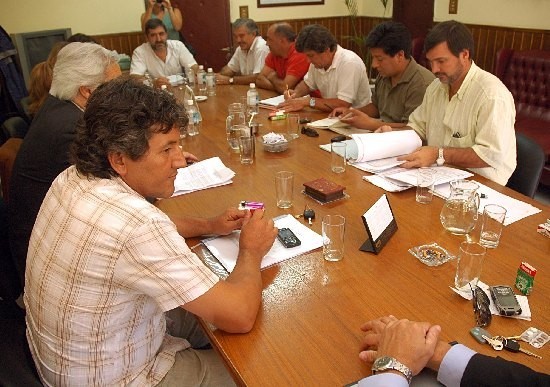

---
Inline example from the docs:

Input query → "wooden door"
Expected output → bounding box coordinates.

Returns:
[174,0,232,71]
[392,0,434,39]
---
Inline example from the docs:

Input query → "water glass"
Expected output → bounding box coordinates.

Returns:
[331,142,346,173]
[287,113,300,139]
[275,171,294,209]
[239,135,254,164]
[454,241,486,291]
[322,215,346,261]
[416,168,435,204]
[228,124,247,153]
[480,204,507,248]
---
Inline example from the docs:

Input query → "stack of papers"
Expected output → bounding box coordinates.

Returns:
[202,214,323,272]
[172,157,235,197]
[308,117,368,136]
[258,94,284,110]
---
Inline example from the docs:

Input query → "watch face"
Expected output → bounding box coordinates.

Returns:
[309,98,315,107]
[373,356,393,369]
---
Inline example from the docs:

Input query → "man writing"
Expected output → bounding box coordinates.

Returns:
[255,22,309,94]
[279,24,371,113]
[130,18,198,89]
[24,77,278,385]
[215,18,269,86]
[380,21,516,185]
[330,22,434,130]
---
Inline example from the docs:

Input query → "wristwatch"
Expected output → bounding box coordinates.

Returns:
[229,77,234,85]
[372,356,413,384]
[309,97,316,108]
[436,147,445,166]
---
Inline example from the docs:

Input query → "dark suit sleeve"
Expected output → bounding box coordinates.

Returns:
[461,353,550,386]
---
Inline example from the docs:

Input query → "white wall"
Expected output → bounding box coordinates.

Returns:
[434,0,550,30]
[0,0,547,35]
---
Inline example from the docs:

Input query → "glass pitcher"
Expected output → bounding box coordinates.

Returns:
[226,103,246,151]
[440,180,480,235]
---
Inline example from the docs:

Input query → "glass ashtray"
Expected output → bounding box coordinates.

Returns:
[409,242,455,267]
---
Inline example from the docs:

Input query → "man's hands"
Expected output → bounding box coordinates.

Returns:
[397,146,438,168]
[215,73,232,85]
[205,208,248,236]
[330,107,380,130]
[278,94,308,112]
[359,316,450,376]
[239,209,278,261]
[181,151,199,166]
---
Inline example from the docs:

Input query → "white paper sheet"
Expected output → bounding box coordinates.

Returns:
[258,94,285,109]
[351,130,422,163]
[172,157,235,197]
[202,214,323,272]
[388,166,473,186]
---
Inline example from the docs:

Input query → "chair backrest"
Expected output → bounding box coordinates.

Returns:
[506,133,545,198]
[494,48,550,122]
[411,36,428,69]
[1,116,29,140]
[0,137,23,203]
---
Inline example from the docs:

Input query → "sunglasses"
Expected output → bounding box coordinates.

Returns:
[301,126,319,137]
[470,284,492,327]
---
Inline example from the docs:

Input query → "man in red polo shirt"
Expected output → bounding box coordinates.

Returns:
[255,22,310,95]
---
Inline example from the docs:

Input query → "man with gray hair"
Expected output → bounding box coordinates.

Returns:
[215,18,269,85]
[255,22,310,94]
[8,42,121,288]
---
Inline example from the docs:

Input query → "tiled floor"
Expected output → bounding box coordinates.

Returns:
[535,184,550,206]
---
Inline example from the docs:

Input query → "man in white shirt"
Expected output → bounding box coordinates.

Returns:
[279,24,371,113]
[215,18,269,86]
[131,18,198,89]
[379,20,516,185]
[25,77,277,386]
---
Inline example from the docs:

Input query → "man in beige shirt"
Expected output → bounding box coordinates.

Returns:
[380,21,516,185]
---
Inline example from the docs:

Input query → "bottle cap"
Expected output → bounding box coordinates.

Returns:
[207,67,213,72]
[199,65,204,69]
[249,83,255,88]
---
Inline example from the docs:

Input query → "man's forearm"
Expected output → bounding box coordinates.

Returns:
[255,74,275,91]
[233,73,260,85]
[169,215,212,238]
[443,147,489,168]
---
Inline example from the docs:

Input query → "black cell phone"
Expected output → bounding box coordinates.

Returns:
[489,285,522,316]
[331,135,347,143]
[277,228,301,248]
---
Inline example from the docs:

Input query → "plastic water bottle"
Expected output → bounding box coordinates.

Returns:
[247,83,259,116]
[197,65,207,95]
[206,67,216,96]
[186,100,201,136]
[186,64,195,87]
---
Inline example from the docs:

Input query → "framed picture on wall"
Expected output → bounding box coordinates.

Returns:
[257,0,324,7]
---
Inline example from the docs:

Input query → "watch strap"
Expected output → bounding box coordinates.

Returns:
[372,356,413,384]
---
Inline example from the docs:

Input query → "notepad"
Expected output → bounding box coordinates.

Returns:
[258,94,285,109]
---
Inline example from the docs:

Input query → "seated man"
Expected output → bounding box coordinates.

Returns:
[9,42,121,289]
[24,77,278,386]
[255,22,310,94]
[357,315,549,386]
[216,18,269,86]
[331,21,434,131]
[278,24,371,113]
[380,20,516,185]
[130,18,198,89]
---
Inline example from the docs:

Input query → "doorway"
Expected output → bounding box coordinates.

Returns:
[392,0,434,39]
[174,0,233,71]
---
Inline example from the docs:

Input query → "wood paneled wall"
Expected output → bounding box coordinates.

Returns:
[93,16,549,74]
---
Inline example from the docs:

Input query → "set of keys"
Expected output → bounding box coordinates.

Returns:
[481,334,543,359]
[295,205,315,226]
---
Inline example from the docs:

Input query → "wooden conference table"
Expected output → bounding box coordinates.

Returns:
[156,85,550,385]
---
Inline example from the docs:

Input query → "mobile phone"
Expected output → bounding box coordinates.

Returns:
[469,326,492,344]
[489,285,522,316]
[277,228,301,248]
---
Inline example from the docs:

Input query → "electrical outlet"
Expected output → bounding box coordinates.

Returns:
[449,0,458,14]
